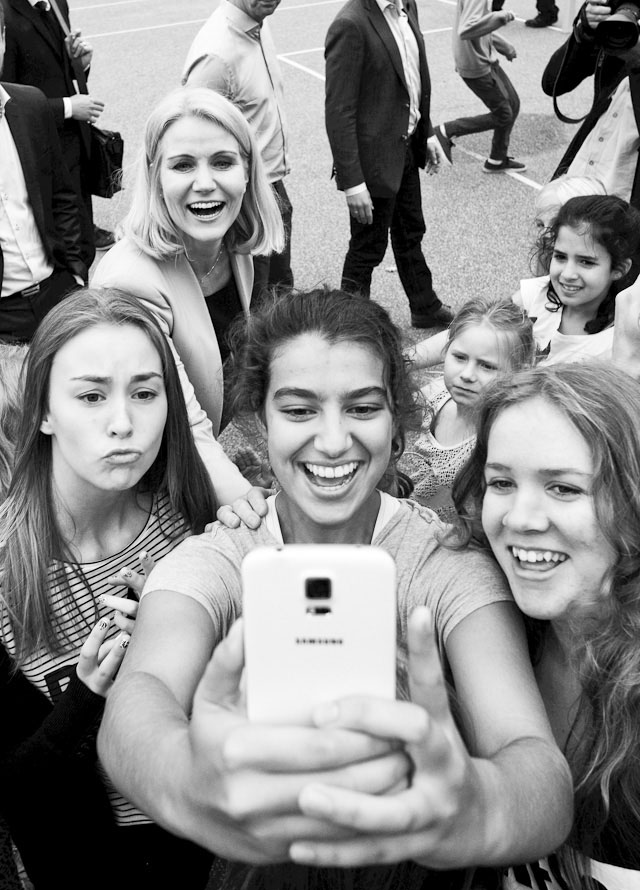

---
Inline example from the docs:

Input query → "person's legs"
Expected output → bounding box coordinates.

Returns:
[445,68,517,161]
[526,0,558,26]
[536,0,558,16]
[441,72,502,142]
[251,180,294,307]
[341,196,394,298]
[0,270,79,343]
[389,141,441,319]
[487,64,520,160]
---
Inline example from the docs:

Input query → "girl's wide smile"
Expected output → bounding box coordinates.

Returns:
[302,460,360,488]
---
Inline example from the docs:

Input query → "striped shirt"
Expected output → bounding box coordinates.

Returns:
[1,491,189,825]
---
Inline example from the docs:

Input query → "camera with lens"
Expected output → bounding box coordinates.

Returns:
[595,0,640,52]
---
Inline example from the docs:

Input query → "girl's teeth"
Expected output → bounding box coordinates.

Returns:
[511,547,567,564]
[305,462,358,479]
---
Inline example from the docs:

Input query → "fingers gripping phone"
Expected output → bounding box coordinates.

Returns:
[242,545,397,724]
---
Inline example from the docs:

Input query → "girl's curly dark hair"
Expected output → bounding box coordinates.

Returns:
[227,287,423,491]
[535,194,640,335]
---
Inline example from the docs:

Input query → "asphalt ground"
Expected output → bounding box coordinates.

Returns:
[75,0,596,453]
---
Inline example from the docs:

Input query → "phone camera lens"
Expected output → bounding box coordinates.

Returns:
[305,578,331,599]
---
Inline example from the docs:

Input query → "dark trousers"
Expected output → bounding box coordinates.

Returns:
[536,0,558,16]
[0,269,79,342]
[492,0,557,13]
[341,139,440,317]
[444,63,520,161]
[252,179,293,306]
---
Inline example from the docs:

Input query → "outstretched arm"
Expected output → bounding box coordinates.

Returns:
[98,595,409,863]
[289,605,573,869]
[405,330,448,368]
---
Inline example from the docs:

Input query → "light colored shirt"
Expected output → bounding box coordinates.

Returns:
[183,0,289,182]
[377,0,421,134]
[567,77,639,203]
[0,86,53,298]
[515,274,614,365]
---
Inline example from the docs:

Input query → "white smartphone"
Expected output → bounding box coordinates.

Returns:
[242,544,397,724]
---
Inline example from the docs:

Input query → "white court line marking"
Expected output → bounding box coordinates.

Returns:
[455,146,542,188]
[87,19,206,37]
[75,0,145,10]
[279,55,325,79]
[85,0,343,36]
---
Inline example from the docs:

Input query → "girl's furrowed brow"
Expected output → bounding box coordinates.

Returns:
[272,386,388,400]
[70,372,164,383]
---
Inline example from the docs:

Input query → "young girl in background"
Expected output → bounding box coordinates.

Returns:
[515,194,640,364]
[410,194,639,371]
[403,298,534,521]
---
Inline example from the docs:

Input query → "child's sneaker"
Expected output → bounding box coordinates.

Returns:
[483,157,527,173]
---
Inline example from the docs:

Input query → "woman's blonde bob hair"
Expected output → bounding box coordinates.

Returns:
[123,86,285,260]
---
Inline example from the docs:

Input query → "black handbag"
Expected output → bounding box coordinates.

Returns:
[88,125,124,199]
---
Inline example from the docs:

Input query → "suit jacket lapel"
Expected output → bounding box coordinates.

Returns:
[3,92,48,243]
[365,0,408,93]
[11,0,65,61]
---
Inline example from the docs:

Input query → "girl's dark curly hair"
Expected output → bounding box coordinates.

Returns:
[535,194,640,335]
[227,287,423,491]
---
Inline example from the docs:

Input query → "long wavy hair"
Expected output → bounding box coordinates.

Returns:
[227,287,424,492]
[0,344,28,502]
[450,363,640,880]
[0,288,217,662]
[535,194,640,335]
[122,86,284,259]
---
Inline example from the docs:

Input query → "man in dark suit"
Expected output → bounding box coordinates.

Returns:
[325,0,453,328]
[2,0,112,266]
[0,3,85,341]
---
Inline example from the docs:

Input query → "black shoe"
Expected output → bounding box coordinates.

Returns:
[94,226,116,250]
[411,305,455,329]
[525,13,557,26]
[483,156,527,173]
[433,125,453,166]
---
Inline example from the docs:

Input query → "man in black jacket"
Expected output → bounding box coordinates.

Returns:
[325,0,453,328]
[3,0,113,263]
[0,3,85,341]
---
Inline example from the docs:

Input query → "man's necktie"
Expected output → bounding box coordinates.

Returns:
[34,1,61,42]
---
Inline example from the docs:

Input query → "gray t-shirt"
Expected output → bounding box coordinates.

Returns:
[144,496,512,672]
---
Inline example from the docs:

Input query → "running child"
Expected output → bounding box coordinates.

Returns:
[403,297,534,520]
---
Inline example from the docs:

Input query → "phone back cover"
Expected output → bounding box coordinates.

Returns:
[243,544,397,724]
